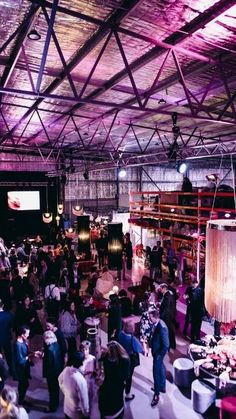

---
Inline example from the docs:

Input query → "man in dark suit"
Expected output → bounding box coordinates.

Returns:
[150,242,164,281]
[189,278,204,343]
[156,241,164,279]
[0,299,14,374]
[159,283,176,349]
[96,230,107,268]
[149,308,169,407]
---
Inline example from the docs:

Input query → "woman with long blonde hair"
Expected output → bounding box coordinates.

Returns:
[0,386,28,419]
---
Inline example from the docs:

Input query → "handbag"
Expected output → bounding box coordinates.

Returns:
[30,299,43,311]
[130,336,140,368]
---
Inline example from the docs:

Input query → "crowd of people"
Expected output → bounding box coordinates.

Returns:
[0,231,207,418]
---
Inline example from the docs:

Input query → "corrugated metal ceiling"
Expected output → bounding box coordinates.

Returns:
[0,0,235,173]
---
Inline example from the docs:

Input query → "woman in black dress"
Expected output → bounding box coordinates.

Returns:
[124,233,133,270]
[99,341,130,419]
[108,294,122,342]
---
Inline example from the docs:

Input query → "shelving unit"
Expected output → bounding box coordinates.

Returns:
[129,190,236,275]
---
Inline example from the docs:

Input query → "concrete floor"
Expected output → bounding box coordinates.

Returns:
[6,258,218,419]
[7,329,217,419]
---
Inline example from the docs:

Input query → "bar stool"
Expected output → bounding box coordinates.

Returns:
[220,396,236,419]
[173,357,195,388]
[191,379,216,414]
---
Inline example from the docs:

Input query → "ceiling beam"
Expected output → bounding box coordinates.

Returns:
[28,0,221,64]
[65,0,235,117]
[0,0,141,145]
[0,3,40,97]
[0,86,235,127]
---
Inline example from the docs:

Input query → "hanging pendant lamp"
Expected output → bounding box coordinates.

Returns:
[72,205,83,216]
[65,226,75,238]
[42,184,52,224]
[42,212,53,224]
[57,203,63,214]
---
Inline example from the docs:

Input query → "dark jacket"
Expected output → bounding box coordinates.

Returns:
[189,286,204,319]
[119,296,133,318]
[150,247,163,267]
[0,310,13,345]
[160,290,176,323]
[55,329,67,362]
[15,305,43,337]
[108,303,122,340]
[0,279,11,310]
[116,330,143,356]
[0,357,9,391]
[13,340,30,381]
[124,241,133,259]
[43,342,63,379]
[150,320,170,357]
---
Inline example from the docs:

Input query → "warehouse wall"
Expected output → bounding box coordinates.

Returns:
[65,165,234,212]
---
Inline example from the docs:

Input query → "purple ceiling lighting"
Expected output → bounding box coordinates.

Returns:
[0,0,235,173]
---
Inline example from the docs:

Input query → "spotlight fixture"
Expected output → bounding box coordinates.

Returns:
[176,161,188,174]
[206,173,218,182]
[27,29,41,41]
[158,98,166,104]
[118,168,127,178]
[83,169,89,180]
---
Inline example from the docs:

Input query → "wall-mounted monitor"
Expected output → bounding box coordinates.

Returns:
[8,191,40,211]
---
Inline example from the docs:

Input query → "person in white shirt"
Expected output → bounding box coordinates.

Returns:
[58,351,89,419]
[79,340,96,408]
[44,281,61,301]
[44,280,61,320]
[94,266,113,299]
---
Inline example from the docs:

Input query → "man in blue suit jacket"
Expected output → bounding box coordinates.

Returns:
[149,308,169,407]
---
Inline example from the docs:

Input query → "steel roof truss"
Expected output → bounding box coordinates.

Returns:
[36,110,53,147]
[79,31,113,99]
[130,124,143,153]
[21,45,36,93]
[16,110,36,146]
[41,5,78,99]
[36,0,59,93]
[113,29,143,109]
[143,50,171,108]
[101,117,118,152]
[218,61,236,122]
[71,116,86,150]
[0,108,14,146]
[101,111,119,152]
